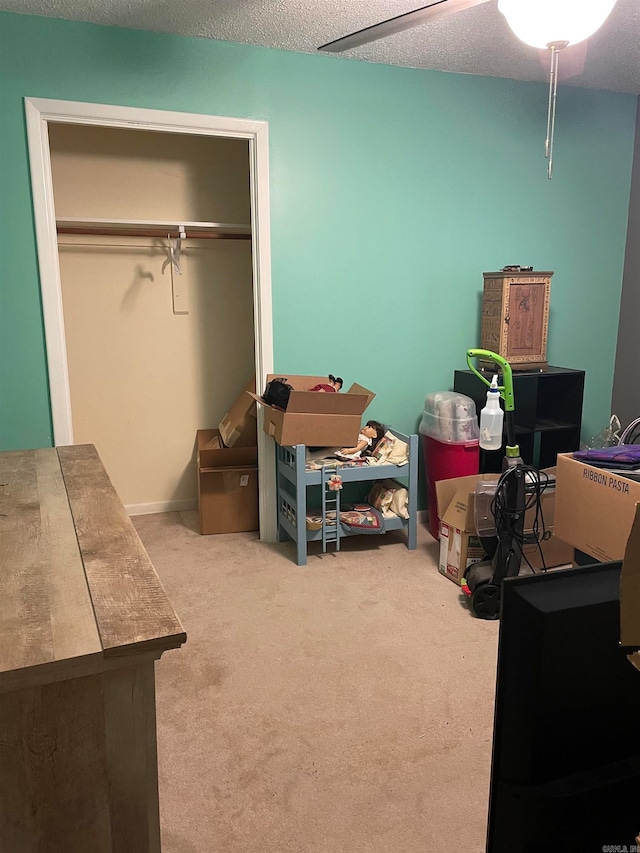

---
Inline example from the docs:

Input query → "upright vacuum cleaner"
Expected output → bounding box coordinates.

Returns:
[463,349,528,620]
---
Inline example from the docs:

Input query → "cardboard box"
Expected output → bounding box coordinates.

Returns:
[620,504,640,661]
[219,377,258,448]
[249,375,375,447]
[198,429,257,470]
[554,452,640,563]
[196,429,259,534]
[438,523,486,585]
[435,469,573,585]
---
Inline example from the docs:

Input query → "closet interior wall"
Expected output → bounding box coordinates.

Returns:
[49,123,255,514]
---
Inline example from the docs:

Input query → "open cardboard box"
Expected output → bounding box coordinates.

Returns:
[554,452,640,562]
[196,429,259,534]
[197,428,258,470]
[435,468,573,585]
[249,375,375,447]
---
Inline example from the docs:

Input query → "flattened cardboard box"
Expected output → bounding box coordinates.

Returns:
[249,375,375,447]
[554,453,640,563]
[435,469,573,585]
[620,503,640,662]
[594,500,640,673]
[219,377,257,448]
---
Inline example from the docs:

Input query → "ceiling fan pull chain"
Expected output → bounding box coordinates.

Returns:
[545,46,559,179]
[545,50,554,163]
[545,41,567,180]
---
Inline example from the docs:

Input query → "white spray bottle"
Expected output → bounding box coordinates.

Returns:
[479,374,504,451]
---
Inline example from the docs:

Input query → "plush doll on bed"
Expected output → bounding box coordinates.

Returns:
[336,420,386,460]
[308,374,343,393]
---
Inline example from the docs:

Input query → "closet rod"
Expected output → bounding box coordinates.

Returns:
[56,226,251,240]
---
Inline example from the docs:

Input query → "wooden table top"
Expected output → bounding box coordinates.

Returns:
[0,444,186,691]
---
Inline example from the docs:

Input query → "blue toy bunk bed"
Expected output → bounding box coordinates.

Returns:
[276,428,418,566]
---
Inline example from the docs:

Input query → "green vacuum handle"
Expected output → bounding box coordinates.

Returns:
[466,348,515,412]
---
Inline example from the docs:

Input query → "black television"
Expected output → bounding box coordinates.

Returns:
[487,561,640,852]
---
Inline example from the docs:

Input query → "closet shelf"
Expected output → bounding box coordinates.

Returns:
[56,217,252,240]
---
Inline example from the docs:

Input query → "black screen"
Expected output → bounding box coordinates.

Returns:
[487,561,640,852]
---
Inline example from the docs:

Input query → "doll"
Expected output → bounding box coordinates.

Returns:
[309,374,343,393]
[337,420,385,460]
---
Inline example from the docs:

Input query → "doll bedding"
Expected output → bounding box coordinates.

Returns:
[305,482,408,532]
[304,430,410,471]
[367,431,409,466]
[304,453,370,471]
[306,504,385,534]
[367,480,410,519]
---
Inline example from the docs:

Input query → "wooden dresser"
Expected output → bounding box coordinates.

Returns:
[0,444,186,853]
[480,270,553,370]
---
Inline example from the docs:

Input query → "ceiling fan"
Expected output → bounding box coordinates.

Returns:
[318,0,619,178]
[318,0,491,54]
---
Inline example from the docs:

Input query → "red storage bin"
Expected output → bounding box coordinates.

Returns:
[420,391,480,540]
[423,435,479,540]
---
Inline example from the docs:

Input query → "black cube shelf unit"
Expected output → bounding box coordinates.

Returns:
[453,366,585,473]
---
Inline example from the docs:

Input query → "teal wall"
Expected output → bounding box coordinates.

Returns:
[0,11,636,453]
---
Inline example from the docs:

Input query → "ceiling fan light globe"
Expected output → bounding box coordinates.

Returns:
[498,0,618,49]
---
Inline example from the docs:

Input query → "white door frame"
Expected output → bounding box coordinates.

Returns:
[25,97,277,541]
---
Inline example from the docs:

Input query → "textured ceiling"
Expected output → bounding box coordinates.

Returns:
[2,0,640,94]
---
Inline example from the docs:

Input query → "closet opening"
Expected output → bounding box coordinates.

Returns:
[26,99,276,541]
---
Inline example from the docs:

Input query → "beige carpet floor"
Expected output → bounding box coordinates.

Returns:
[132,512,500,853]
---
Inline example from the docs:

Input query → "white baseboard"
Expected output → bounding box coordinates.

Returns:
[127,503,429,524]
[126,499,198,517]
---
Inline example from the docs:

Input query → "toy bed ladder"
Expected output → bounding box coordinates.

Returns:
[321,464,341,554]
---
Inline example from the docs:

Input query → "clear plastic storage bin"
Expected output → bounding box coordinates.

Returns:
[419,392,480,444]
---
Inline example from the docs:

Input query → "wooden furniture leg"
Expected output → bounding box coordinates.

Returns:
[0,661,161,853]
